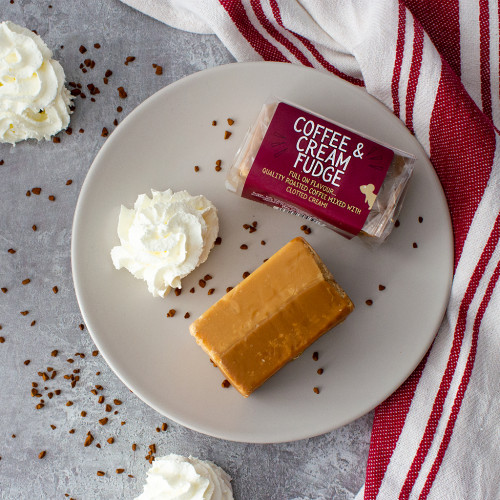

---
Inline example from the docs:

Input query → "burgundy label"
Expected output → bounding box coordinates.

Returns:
[241,102,395,237]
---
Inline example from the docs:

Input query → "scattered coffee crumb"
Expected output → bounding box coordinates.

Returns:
[207,288,215,295]
[107,437,114,444]
[24,360,30,365]
[365,299,373,306]
[48,195,55,201]
[117,87,127,99]
[50,424,56,429]
[113,118,118,126]
[32,225,37,231]
[184,312,190,319]
[101,128,109,138]
[155,66,163,75]
[211,120,217,126]
[317,368,324,375]
[194,166,200,172]
[0,337,4,344]
[98,396,104,404]
[215,165,221,172]
[132,443,137,451]
[124,56,135,65]
[215,159,222,167]
[312,352,319,361]
[96,471,105,477]
[79,324,85,331]
[204,274,212,281]
[395,219,400,227]
[79,45,87,54]
[38,451,46,459]
[81,411,87,417]
[261,240,266,245]
[226,287,233,293]
[221,379,230,388]
[300,225,312,235]
[240,244,248,250]
[1,288,7,294]
[117,106,122,113]
[214,236,222,245]
[116,468,125,474]
[92,350,98,357]
[313,387,320,394]
[65,128,72,135]
[378,284,386,291]
[198,279,206,288]
[22,279,31,285]
[161,423,168,431]
[174,288,181,296]
[227,118,234,125]
[113,399,122,405]
[52,137,61,144]
[69,429,75,434]
[105,69,112,78]
[224,131,232,140]
[8,248,16,254]
[94,43,101,49]
[413,242,418,248]
[66,401,73,407]
[189,287,195,293]
[242,272,250,279]
[20,311,29,316]
[32,187,41,195]
[166,309,176,318]
[30,320,36,326]
[52,286,59,294]
[66,180,73,185]
[418,216,423,223]
[79,128,84,134]
[26,190,31,197]
[99,418,108,425]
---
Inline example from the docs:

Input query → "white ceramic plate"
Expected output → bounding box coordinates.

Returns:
[72,62,453,443]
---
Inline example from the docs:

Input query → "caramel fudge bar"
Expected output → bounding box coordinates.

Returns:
[189,237,354,397]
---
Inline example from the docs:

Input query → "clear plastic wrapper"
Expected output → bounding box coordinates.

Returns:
[226,100,415,244]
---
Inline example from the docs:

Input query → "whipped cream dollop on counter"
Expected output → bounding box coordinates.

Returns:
[111,189,219,297]
[0,21,72,144]
[136,454,234,500]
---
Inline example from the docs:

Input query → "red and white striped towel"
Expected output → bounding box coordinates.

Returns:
[121,1,500,498]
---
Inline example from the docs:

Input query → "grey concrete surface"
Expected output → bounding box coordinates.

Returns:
[0,1,372,499]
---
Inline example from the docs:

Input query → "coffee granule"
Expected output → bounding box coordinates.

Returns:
[96,471,105,477]
[184,312,190,319]
[418,216,423,223]
[224,131,232,140]
[155,66,163,75]
[261,240,266,245]
[395,220,400,227]
[207,288,215,295]
[31,320,36,326]
[312,352,319,361]
[0,337,4,343]
[174,288,181,296]
[317,368,324,375]
[413,242,418,248]
[161,423,168,431]
[132,443,137,451]
[79,128,84,133]
[117,87,127,99]
[214,236,222,245]
[22,279,31,285]
[116,469,124,474]
[227,118,235,125]
[52,286,58,294]
[24,360,30,365]
[226,287,233,293]
[113,118,118,126]
[8,248,16,254]
[101,128,109,138]
[20,311,29,316]
[98,396,104,404]
[107,437,114,444]
[313,387,320,394]
[166,309,176,318]
[204,274,212,281]
[124,56,135,65]
[38,451,46,459]
[117,106,122,112]
[1,288,7,294]
[99,418,108,425]
[79,45,87,54]
[221,379,230,388]
[212,120,217,126]
[242,272,250,279]
[66,401,73,406]
[365,299,373,306]
[240,244,248,250]
[32,225,37,231]
[94,43,101,49]
[215,165,221,172]
[198,279,206,288]
[79,324,85,330]
[32,187,41,195]
[53,137,61,144]
[69,429,75,434]
[189,287,195,293]
[81,411,87,417]
[194,166,200,172]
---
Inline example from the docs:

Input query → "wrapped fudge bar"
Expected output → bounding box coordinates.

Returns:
[226,100,415,243]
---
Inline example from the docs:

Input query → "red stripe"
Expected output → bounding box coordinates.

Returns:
[398,214,500,500]
[479,0,493,120]
[405,19,424,134]
[391,2,407,118]
[268,0,364,87]
[364,353,429,499]
[429,60,496,269]
[403,0,461,77]
[249,0,313,67]
[419,257,500,499]
[219,0,290,62]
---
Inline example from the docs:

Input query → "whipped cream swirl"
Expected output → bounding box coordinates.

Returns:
[0,21,72,144]
[136,454,234,500]
[111,189,219,298]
